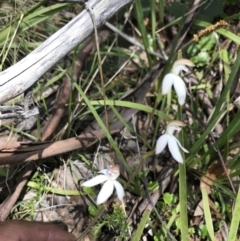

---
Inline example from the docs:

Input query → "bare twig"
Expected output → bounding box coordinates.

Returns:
[41,77,71,141]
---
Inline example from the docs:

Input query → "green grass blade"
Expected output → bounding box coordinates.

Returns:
[134,0,153,65]
[157,0,164,26]
[227,188,240,241]
[150,0,157,50]
[207,51,240,129]
[89,100,171,121]
[179,162,188,241]
[132,210,150,241]
[0,3,70,47]
[178,106,188,241]
[201,187,215,241]
[27,181,81,195]
[186,109,225,164]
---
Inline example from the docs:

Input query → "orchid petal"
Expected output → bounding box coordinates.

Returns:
[112,180,125,202]
[167,135,183,163]
[162,73,175,95]
[173,75,187,105]
[81,175,108,187]
[156,134,168,154]
[174,136,189,153]
[97,180,114,205]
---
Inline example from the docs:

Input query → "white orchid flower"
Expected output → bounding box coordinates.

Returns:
[155,120,189,163]
[162,59,194,105]
[82,165,124,205]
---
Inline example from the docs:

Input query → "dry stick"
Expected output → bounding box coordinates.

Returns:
[0,130,112,164]
[42,77,71,141]
[185,107,236,194]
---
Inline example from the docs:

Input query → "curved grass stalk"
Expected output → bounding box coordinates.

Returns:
[228,187,240,241]
[201,187,214,240]
[27,181,81,195]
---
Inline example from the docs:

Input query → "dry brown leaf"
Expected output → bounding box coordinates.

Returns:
[194,197,222,219]
[194,199,204,216]
[200,162,225,194]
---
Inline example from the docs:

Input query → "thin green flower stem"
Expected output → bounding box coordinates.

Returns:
[176,47,188,239]
[179,162,188,240]
[228,187,240,241]
[201,187,215,240]
[178,106,189,241]
[132,209,151,241]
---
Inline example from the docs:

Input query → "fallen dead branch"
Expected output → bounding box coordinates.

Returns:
[0,0,133,104]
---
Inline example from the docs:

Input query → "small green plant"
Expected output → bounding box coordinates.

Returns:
[91,204,129,240]
[187,33,217,67]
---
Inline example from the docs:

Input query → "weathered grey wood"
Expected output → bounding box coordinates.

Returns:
[0,0,133,104]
